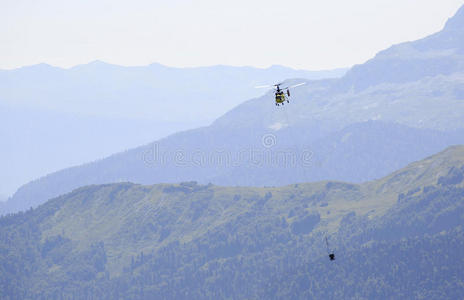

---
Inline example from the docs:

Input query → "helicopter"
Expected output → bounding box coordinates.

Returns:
[256,82,306,106]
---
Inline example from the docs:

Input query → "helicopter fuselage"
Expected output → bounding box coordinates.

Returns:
[275,91,287,104]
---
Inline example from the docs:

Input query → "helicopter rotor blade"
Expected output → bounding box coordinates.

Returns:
[283,82,306,90]
[254,85,273,89]
[290,82,306,88]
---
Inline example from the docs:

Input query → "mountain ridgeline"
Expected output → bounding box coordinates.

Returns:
[338,4,464,92]
[0,63,346,198]
[3,4,464,215]
[1,146,464,299]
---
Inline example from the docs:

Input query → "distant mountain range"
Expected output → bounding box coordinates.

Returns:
[338,4,464,92]
[3,4,464,215]
[0,63,346,197]
[1,145,463,298]
[0,62,347,122]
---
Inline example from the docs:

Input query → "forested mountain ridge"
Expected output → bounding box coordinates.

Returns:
[1,145,464,299]
[5,119,464,216]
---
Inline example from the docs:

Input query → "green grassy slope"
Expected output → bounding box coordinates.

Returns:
[1,146,464,298]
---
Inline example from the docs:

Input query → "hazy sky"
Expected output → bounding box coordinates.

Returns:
[1,0,463,70]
